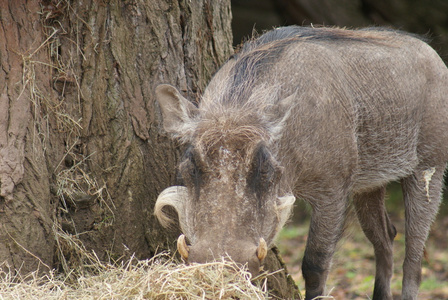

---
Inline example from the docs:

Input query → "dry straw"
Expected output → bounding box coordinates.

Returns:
[0,253,270,300]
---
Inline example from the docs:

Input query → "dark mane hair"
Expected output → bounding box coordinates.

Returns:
[223,26,398,106]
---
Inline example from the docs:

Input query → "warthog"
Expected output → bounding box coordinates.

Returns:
[154,26,448,300]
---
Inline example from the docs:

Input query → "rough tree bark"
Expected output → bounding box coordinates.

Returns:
[0,0,232,270]
[0,0,56,274]
[0,0,298,297]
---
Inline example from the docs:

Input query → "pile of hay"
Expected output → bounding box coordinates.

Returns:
[0,253,270,299]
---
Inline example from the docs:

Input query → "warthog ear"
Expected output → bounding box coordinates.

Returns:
[155,84,198,136]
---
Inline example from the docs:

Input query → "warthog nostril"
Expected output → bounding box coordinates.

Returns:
[256,238,267,261]
[177,234,190,261]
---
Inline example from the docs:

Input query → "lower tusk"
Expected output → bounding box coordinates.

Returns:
[177,234,190,260]
[257,238,268,261]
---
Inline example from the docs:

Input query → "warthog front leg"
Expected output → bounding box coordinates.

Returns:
[302,196,348,300]
[354,186,396,300]
[401,164,445,300]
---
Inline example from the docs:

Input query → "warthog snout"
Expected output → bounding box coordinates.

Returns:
[177,234,268,276]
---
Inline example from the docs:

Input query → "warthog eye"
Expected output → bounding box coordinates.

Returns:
[179,146,203,199]
[247,143,280,207]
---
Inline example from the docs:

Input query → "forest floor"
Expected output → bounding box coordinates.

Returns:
[277,198,448,300]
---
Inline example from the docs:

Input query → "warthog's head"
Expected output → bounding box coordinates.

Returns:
[154,84,295,276]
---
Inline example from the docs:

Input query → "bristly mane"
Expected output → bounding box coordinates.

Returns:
[197,26,418,153]
[221,26,405,107]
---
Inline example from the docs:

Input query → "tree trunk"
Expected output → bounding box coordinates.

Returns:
[1,1,299,298]
[0,0,56,273]
[1,0,233,272]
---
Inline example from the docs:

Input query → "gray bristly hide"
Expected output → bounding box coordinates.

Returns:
[155,26,448,300]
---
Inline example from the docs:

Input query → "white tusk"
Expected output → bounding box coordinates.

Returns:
[257,238,268,261]
[154,186,188,228]
[177,234,190,261]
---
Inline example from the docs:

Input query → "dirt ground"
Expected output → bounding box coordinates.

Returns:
[277,201,448,300]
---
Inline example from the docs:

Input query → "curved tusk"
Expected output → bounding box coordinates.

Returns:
[177,234,190,261]
[257,238,268,261]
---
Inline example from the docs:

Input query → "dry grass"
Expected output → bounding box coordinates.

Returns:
[2,224,271,299]
[0,253,270,300]
[3,209,271,299]
[1,223,281,300]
